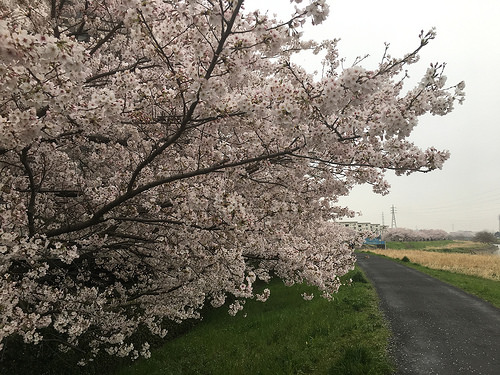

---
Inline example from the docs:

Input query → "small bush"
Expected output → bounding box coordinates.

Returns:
[401,256,411,262]
[351,270,368,283]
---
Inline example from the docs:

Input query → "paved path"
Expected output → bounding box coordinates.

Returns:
[356,253,500,375]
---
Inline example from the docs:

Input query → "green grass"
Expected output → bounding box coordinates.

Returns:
[117,268,394,375]
[397,261,500,308]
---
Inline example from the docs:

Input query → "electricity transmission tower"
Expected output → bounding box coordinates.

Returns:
[390,205,397,228]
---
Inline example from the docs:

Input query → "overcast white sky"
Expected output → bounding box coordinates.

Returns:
[247,0,500,233]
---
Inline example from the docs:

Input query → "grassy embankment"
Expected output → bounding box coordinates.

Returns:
[117,268,394,375]
[366,240,500,308]
[385,240,496,253]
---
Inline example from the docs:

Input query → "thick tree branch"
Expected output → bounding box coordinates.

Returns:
[45,145,301,238]
[110,216,225,231]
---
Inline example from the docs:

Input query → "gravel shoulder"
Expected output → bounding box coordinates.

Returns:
[357,253,500,375]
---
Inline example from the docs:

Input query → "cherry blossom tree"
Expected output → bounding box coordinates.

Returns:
[0,0,464,364]
[383,228,449,241]
[420,229,449,241]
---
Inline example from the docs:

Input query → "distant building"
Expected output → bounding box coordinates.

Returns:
[340,221,387,237]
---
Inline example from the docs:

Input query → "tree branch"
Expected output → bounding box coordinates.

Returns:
[20,147,37,237]
[85,57,153,84]
[45,146,300,238]
[110,216,225,231]
[126,0,245,192]
[289,152,434,173]
[89,21,124,56]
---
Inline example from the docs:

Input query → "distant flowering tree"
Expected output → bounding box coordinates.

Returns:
[382,228,414,241]
[0,0,464,363]
[383,228,448,241]
[419,229,449,241]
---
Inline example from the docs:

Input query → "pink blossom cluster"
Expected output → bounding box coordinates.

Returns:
[0,0,463,364]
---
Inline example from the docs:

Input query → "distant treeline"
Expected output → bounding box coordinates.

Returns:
[382,228,448,241]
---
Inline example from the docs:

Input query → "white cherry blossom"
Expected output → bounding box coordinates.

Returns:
[0,0,463,364]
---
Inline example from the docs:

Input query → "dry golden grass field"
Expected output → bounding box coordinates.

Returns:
[368,248,500,281]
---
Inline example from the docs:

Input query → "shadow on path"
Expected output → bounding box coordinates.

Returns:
[357,253,500,375]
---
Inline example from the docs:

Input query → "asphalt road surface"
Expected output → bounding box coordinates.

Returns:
[356,253,500,375]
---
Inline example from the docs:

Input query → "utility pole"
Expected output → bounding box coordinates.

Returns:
[390,205,397,228]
